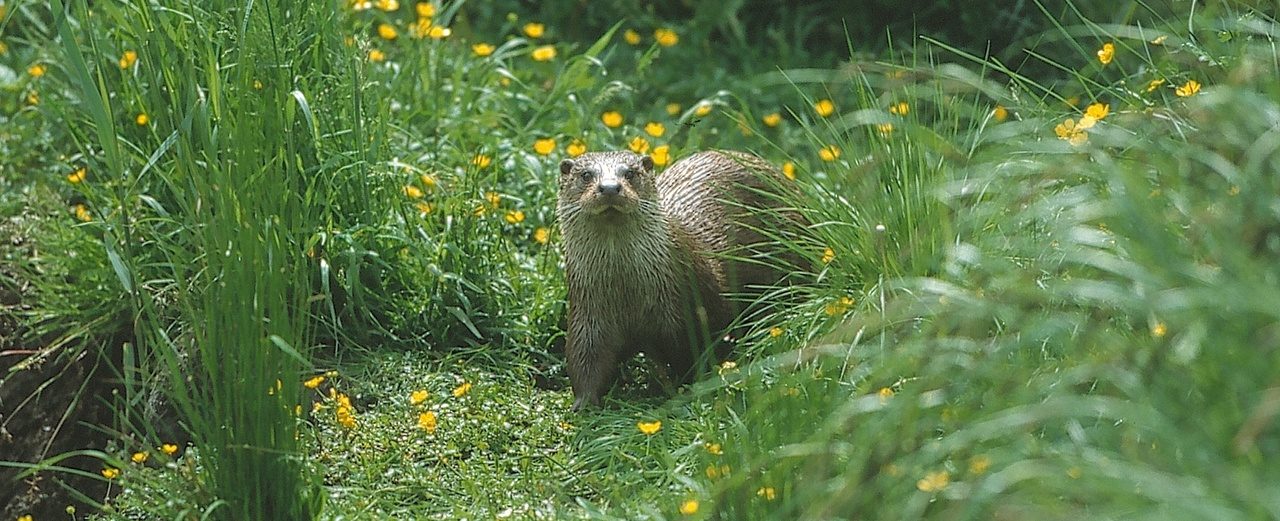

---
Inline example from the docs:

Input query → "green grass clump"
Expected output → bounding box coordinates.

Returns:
[2,1,1277,520]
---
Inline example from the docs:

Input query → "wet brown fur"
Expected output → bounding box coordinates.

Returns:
[557,150,800,410]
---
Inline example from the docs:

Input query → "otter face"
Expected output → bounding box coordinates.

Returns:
[558,151,656,219]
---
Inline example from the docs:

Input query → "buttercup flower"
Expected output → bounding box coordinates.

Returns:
[376,0,399,10]
[665,103,681,116]
[993,105,1009,122]
[693,102,712,117]
[1146,78,1166,93]
[1151,321,1167,338]
[889,101,909,115]
[452,381,472,397]
[876,123,894,136]
[756,487,777,500]
[119,50,138,69]
[418,411,437,432]
[472,154,492,168]
[705,442,723,455]
[534,137,556,155]
[403,185,424,199]
[654,28,678,47]
[426,25,451,39]
[1097,42,1115,65]
[410,389,429,405]
[101,467,120,479]
[472,43,495,57]
[378,23,398,40]
[161,443,179,456]
[566,140,587,157]
[523,22,545,39]
[679,499,698,515]
[917,470,950,492]
[531,45,556,61]
[762,112,782,127]
[601,111,623,128]
[505,210,525,224]
[769,326,783,338]
[28,63,46,78]
[651,145,670,167]
[644,122,665,138]
[814,99,835,117]
[131,451,148,464]
[534,227,550,244]
[135,113,149,126]
[623,29,642,45]
[637,420,662,435]
[628,136,651,154]
[1084,102,1109,121]
[368,49,386,62]
[818,145,841,162]
[67,168,87,184]
[415,2,434,17]
[73,204,91,222]
[781,161,795,180]
[304,375,325,389]
[1054,118,1088,146]
[1175,79,1201,97]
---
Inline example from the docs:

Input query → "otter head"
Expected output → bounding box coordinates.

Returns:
[557,151,656,222]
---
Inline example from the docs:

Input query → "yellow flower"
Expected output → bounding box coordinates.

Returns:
[678,499,698,515]
[601,111,623,128]
[706,442,722,455]
[1145,78,1166,93]
[1054,118,1088,146]
[814,99,835,117]
[427,25,451,39]
[534,137,556,155]
[821,247,835,264]
[993,105,1009,122]
[628,136,651,154]
[409,389,430,405]
[378,23,398,40]
[26,91,38,105]
[877,387,894,401]
[534,227,550,245]
[1084,102,1109,121]
[160,443,179,456]
[505,210,525,224]
[131,451,149,464]
[1150,35,1168,45]
[969,455,992,475]
[756,486,776,500]
[18,515,32,521]
[418,411,437,432]
[101,467,121,479]
[768,326,783,338]
[818,144,841,162]
[416,201,434,215]
[781,161,795,180]
[761,112,782,127]
[420,174,437,189]
[889,101,909,115]
[486,191,501,208]
[135,113,149,126]
[472,43,495,57]
[693,102,712,117]
[623,29,642,45]
[654,28,679,47]
[415,2,435,17]
[644,122,666,138]
[876,123,894,136]
[531,45,556,61]
[376,0,399,10]
[368,49,386,62]
[705,464,721,479]
[916,470,950,492]
[824,296,854,316]
[119,50,138,69]
[28,63,46,78]
[523,22,545,39]
[403,185,424,199]
[666,103,681,116]
[651,145,670,167]
[452,381,472,397]
[1175,79,1201,97]
[303,375,326,389]
[68,167,87,184]
[73,204,91,222]
[566,140,587,157]
[1097,42,1115,65]
[1151,321,1167,338]
[472,154,492,168]
[336,405,357,429]
[637,420,662,435]
[254,79,264,90]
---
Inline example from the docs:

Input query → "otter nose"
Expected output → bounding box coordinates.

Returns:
[598,179,622,196]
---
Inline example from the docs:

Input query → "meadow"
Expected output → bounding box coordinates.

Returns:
[1,0,1278,519]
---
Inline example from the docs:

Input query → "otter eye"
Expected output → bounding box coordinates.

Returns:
[578,170,593,183]
[623,168,639,180]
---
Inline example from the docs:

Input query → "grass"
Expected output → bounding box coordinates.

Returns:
[1,0,1278,519]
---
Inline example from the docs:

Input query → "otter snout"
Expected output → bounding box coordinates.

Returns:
[597,175,623,196]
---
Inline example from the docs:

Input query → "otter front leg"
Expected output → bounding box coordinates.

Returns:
[565,329,621,411]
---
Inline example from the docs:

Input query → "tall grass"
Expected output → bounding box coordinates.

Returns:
[46,0,363,516]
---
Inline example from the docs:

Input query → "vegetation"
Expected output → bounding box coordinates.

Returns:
[1,0,1277,519]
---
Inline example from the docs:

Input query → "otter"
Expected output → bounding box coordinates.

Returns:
[557,150,802,410]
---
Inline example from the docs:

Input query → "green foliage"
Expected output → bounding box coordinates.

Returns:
[2,0,1277,520]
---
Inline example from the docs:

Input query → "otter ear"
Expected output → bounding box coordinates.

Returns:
[559,159,575,176]
[640,155,654,172]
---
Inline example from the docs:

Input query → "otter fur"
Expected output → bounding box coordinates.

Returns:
[557,150,800,410]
